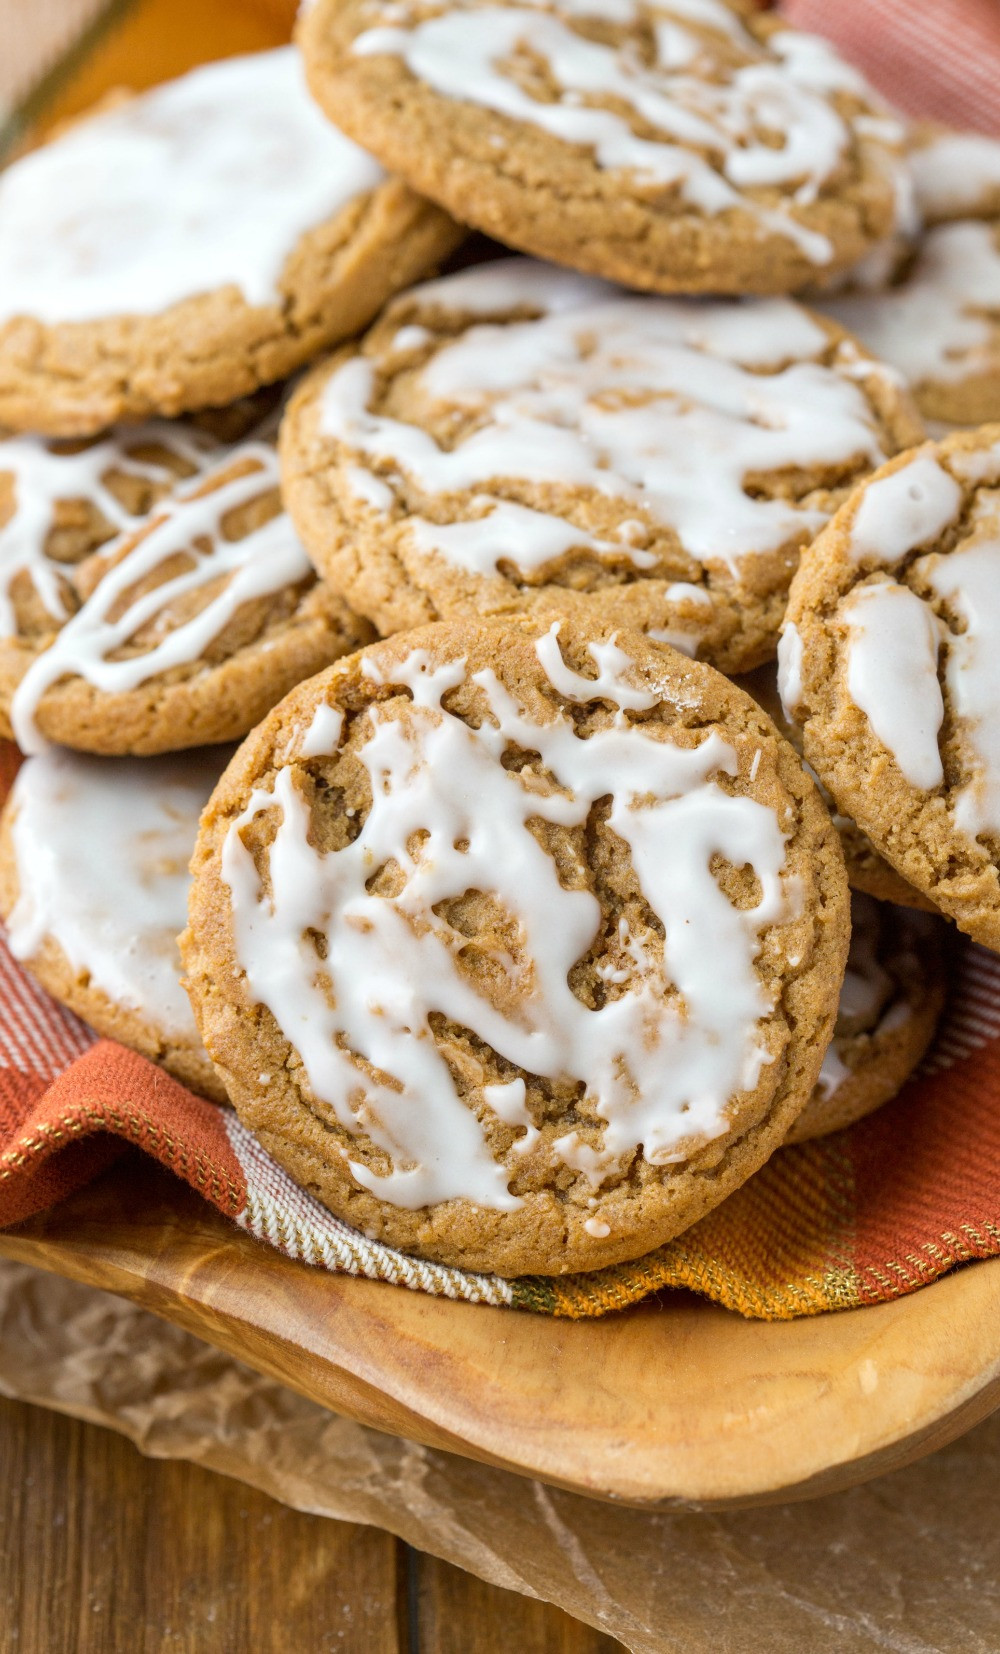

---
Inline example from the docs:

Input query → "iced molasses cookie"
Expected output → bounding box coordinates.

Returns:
[782,427,1000,952]
[909,126,1000,226]
[823,222,1000,425]
[0,417,372,756]
[0,47,461,437]
[182,618,850,1275]
[786,894,946,1144]
[280,260,922,674]
[299,0,906,296]
[736,661,934,910]
[0,746,226,1100]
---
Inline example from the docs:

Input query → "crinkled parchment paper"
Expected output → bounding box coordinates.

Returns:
[1,1257,998,1653]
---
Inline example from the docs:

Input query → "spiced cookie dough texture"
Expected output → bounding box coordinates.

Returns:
[280,260,923,674]
[0,419,372,756]
[736,662,934,910]
[0,746,226,1101]
[0,47,461,436]
[785,894,946,1144]
[300,0,909,295]
[822,221,1000,426]
[780,427,1000,953]
[182,619,851,1276]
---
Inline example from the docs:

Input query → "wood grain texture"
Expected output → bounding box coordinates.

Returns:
[416,1555,621,1654]
[3,1156,1000,1509]
[0,1394,625,1652]
[0,1394,404,1654]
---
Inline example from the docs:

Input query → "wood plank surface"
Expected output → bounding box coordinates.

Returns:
[0,1394,623,1653]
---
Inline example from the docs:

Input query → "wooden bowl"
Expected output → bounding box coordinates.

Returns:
[3,1156,999,1510]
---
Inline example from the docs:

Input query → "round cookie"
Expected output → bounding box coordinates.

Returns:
[299,0,906,296]
[0,47,462,437]
[909,125,1000,227]
[181,618,850,1276]
[0,745,227,1101]
[280,259,923,674]
[0,417,373,756]
[822,222,1000,426]
[781,426,1000,952]
[785,894,946,1144]
[735,661,935,911]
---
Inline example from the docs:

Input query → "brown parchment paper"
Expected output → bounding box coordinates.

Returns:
[2,1261,1000,1653]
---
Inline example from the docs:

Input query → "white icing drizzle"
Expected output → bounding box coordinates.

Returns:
[0,423,217,636]
[921,525,1000,840]
[910,130,1000,224]
[321,261,894,585]
[6,746,221,1040]
[848,453,963,565]
[777,622,804,720]
[298,702,345,759]
[352,0,892,263]
[824,222,1000,393]
[842,581,944,790]
[0,48,386,324]
[221,637,796,1210]
[11,440,313,755]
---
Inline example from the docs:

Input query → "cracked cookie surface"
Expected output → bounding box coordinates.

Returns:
[280,258,922,674]
[182,617,849,1275]
[300,0,905,295]
[0,413,373,756]
[0,48,461,437]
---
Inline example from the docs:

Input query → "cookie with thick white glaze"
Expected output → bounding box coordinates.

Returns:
[909,125,1000,227]
[0,417,373,756]
[0,48,462,437]
[299,0,906,296]
[781,426,1000,952]
[735,661,935,911]
[0,747,226,1101]
[785,894,946,1144]
[822,222,1000,426]
[280,259,923,675]
[181,618,850,1276]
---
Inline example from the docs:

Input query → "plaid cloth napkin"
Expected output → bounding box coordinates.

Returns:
[3,0,1000,1320]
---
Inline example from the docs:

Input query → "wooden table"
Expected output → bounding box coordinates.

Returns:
[0,1393,623,1652]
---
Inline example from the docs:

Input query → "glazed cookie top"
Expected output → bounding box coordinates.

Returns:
[0,418,219,640]
[0,48,461,435]
[736,660,933,909]
[0,48,386,326]
[909,126,1000,226]
[281,259,922,674]
[781,427,1000,950]
[182,619,849,1275]
[3,745,220,1053]
[0,418,370,756]
[300,0,904,294]
[822,221,1000,425]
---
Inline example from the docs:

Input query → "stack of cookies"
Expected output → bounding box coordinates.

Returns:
[0,0,993,1280]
